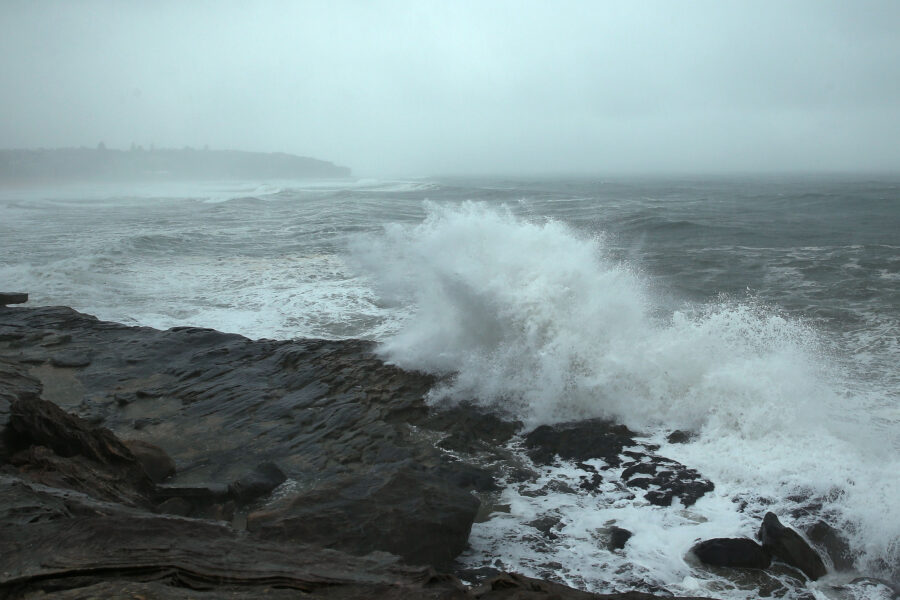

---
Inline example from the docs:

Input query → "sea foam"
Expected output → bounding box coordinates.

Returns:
[352,201,900,583]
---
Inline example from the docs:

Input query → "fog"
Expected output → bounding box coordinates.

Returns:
[2,1,898,176]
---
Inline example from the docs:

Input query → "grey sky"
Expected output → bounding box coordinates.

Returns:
[1,1,898,176]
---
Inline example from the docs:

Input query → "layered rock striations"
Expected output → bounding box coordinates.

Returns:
[0,304,723,599]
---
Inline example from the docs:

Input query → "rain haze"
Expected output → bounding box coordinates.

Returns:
[1,0,899,176]
[3,3,900,599]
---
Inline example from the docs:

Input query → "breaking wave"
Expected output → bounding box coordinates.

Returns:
[351,201,900,580]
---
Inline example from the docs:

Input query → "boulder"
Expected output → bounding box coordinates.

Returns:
[8,396,136,467]
[228,462,286,503]
[124,439,176,483]
[667,430,695,444]
[758,512,827,580]
[691,537,771,569]
[805,519,854,571]
[5,395,154,502]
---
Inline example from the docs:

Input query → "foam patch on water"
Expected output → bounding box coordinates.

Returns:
[1,252,396,341]
[352,201,900,584]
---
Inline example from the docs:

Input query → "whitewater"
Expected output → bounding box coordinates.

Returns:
[1,177,898,599]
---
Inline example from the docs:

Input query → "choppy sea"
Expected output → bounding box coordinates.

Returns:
[2,176,898,599]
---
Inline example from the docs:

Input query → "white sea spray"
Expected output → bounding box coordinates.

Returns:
[352,201,900,587]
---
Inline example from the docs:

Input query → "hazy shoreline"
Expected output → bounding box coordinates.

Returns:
[0,147,351,184]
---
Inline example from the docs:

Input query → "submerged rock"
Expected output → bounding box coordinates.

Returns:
[691,537,772,569]
[607,526,633,551]
[758,512,827,580]
[524,419,636,467]
[621,456,714,507]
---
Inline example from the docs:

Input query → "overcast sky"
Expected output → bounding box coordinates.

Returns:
[1,1,898,176]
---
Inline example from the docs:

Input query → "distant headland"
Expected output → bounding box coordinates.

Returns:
[0,145,351,183]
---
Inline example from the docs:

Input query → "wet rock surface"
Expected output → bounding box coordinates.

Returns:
[123,438,176,484]
[524,419,715,507]
[691,538,772,569]
[620,455,714,507]
[524,419,636,467]
[758,512,828,581]
[0,305,717,599]
[246,461,480,568]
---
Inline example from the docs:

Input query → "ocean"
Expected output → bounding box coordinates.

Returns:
[2,176,898,599]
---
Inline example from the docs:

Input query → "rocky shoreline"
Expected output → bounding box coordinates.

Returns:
[0,302,884,599]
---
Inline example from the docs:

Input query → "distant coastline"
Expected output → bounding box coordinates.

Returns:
[0,146,351,183]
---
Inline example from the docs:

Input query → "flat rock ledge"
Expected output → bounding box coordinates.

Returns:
[0,305,718,599]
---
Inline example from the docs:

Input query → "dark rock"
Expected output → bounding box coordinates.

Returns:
[209,500,237,522]
[438,459,499,493]
[527,514,562,539]
[691,537,772,569]
[8,395,134,466]
[246,463,480,569]
[579,471,604,492]
[474,572,716,599]
[228,462,286,504]
[805,519,854,571]
[8,445,152,507]
[519,479,578,498]
[456,566,503,584]
[667,430,695,444]
[131,418,158,430]
[621,457,714,507]
[848,577,900,599]
[155,482,230,501]
[123,439,176,483]
[0,306,728,600]
[0,358,43,405]
[156,496,192,516]
[49,353,92,368]
[524,419,636,467]
[4,395,154,504]
[607,526,633,551]
[39,333,71,346]
[0,512,471,600]
[0,292,28,306]
[0,306,440,486]
[425,402,522,453]
[759,512,827,580]
[0,359,44,461]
